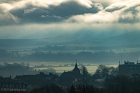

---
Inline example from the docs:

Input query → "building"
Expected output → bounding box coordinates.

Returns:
[0,76,32,93]
[15,72,47,81]
[15,72,58,88]
[60,63,81,78]
[56,63,81,86]
[119,61,140,76]
[73,63,80,75]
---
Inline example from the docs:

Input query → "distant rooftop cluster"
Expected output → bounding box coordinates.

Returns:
[119,60,140,76]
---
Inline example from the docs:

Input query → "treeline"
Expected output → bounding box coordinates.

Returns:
[104,74,140,93]
[30,74,140,93]
[21,51,140,62]
[0,91,26,93]
[89,44,140,50]
[30,84,104,93]
[1,49,140,62]
[37,44,140,51]
[31,84,65,93]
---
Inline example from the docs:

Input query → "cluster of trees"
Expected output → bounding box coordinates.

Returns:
[93,65,118,79]
[80,66,90,77]
[68,84,104,93]
[104,74,140,93]
[31,84,65,93]
[78,65,118,87]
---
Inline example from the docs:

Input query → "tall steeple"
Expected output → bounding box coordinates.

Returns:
[73,60,80,75]
[73,60,79,71]
[74,62,78,69]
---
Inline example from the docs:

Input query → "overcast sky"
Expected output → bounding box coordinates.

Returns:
[0,0,140,39]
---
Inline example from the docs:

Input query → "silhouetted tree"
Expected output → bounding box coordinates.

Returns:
[80,66,90,77]
[76,84,104,93]
[31,84,65,93]
[94,65,118,79]
[104,75,131,93]
[131,74,140,93]
[69,85,76,93]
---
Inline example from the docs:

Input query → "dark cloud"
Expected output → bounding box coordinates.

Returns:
[0,0,22,3]
[9,0,103,23]
[0,0,139,26]
[47,1,102,17]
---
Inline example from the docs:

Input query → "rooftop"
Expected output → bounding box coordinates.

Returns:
[120,61,140,65]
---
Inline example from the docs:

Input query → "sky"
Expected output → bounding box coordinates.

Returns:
[0,0,140,39]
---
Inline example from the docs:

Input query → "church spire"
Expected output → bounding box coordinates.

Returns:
[74,60,78,70]
[73,60,80,74]
[75,62,78,69]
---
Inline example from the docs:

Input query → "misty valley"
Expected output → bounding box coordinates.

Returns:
[1,31,140,63]
[0,31,140,93]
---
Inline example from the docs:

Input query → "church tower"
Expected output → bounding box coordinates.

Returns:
[73,63,79,71]
[73,62,80,74]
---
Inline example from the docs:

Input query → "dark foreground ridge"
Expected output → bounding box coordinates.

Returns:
[1,61,140,93]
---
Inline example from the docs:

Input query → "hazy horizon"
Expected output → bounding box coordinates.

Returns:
[0,0,140,76]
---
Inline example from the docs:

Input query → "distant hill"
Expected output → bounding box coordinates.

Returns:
[0,30,140,48]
